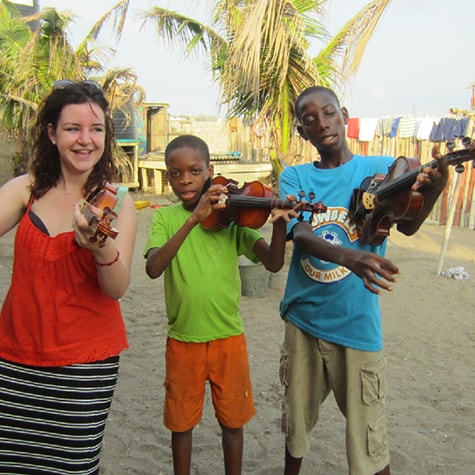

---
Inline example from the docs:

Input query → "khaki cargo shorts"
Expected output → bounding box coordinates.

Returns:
[280,320,390,474]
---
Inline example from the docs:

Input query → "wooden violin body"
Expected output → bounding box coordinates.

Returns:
[201,175,327,230]
[350,139,474,245]
[351,156,424,245]
[79,183,119,247]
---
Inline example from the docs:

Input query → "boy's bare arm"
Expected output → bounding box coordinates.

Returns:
[253,204,302,273]
[292,221,399,295]
[253,219,287,273]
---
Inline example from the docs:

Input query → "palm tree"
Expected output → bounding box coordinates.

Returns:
[139,0,391,160]
[0,0,143,175]
[0,0,391,174]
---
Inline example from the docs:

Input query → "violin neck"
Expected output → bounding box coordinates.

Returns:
[375,158,444,201]
[376,147,472,201]
[80,201,99,225]
[227,195,295,210]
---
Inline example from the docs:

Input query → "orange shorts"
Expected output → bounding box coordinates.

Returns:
[163,334,256,432]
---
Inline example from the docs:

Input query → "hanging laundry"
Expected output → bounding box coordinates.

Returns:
[416,118,435,140]
[429,118,444,142]
[388,117,401,138]
[376,117,394,137]
[454,117,470,138]
[441,117,458,141]
[358,118,378,141]
[398,117,417,138]
[346,117,360,138]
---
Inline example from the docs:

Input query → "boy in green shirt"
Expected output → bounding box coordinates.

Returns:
[144,134,299,475]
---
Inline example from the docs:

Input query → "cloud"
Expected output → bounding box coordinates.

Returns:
[369,87,384,99]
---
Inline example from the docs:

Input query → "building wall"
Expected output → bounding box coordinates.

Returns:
[168,116,229,155]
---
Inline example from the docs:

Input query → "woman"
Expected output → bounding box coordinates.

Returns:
[0,81,137,474]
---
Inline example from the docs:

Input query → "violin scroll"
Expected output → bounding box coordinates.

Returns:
[295,190,327,223]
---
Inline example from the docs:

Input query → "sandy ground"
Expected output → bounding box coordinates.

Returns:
[0,191,473,474]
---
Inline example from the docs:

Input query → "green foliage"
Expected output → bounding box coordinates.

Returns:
[0,0,392,175]
[140,0,391,156]
[0,0,143,177]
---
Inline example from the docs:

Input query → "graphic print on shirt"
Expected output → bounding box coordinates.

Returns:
[300,205,358,284]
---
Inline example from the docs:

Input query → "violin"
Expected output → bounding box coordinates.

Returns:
[78,183,119,247]
[350,138,474,245]
[201,175,327,230]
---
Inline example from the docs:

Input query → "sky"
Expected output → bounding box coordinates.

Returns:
[31,0,475,118]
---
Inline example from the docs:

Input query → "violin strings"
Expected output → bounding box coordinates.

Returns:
[376,148,471,201]
[228,195,293,209]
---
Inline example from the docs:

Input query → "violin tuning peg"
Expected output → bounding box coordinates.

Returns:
[455,164,465,174]
[446,141,456,152]
[298,190,306,201]
[461,136,472,148]
[308,192,315,202]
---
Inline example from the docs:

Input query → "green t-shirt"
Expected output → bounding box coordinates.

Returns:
[144,204,262,342]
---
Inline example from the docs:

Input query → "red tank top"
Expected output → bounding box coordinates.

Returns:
[0,199,128,366]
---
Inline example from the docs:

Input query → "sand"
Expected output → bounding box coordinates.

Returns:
[0,191,473,474]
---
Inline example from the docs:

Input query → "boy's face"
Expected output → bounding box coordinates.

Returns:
[166,146,213,209]
[296,90,349,154]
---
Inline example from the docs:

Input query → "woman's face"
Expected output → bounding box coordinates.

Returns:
[48,102,106,175]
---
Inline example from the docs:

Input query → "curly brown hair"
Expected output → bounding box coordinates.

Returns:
[29,82,116,198]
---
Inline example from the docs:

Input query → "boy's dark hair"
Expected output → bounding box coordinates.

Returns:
[295,86,341,121]
[165,135,210,166]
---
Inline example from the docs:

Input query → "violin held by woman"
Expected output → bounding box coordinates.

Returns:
[78,182,121,247]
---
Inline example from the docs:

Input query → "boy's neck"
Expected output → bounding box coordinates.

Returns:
[315,151,354,169]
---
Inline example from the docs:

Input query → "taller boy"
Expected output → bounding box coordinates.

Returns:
[279,86,449,475]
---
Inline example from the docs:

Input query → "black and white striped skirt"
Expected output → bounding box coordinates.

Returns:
[0,356,119,474]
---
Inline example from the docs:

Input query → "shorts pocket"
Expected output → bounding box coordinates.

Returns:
[279,346,289,387]
[367,413,388,456]
[360,357,387,405]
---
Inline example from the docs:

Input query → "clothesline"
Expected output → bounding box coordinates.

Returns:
[346,115,474,142]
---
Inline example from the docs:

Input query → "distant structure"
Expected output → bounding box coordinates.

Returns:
[12,0,39,16]
[12,1,40,29]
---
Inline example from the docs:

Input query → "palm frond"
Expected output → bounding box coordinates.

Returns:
[79,0,130,43]
[319,0,391,81]
[140,6,225,58]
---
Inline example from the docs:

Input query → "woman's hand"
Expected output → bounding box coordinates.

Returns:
[72,201,117,250]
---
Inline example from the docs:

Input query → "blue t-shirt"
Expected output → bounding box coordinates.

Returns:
[279,155,394,352]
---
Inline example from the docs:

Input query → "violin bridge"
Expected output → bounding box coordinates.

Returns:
[361,192,376,210]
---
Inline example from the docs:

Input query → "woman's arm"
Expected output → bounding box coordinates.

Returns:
[0,175,31,237]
